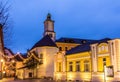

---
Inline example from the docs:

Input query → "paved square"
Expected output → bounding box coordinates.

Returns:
[0,78,58,82]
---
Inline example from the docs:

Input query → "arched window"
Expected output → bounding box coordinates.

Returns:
[98,43,109,54]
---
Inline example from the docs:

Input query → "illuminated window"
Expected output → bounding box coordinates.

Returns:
[69,62,73,72]
[76,61,80,72]
[58,62,62,72]
[84,61,90,72]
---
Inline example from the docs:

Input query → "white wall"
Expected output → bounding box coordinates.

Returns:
[34,46,58,78]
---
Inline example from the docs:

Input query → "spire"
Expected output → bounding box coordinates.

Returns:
[47,13,51,20]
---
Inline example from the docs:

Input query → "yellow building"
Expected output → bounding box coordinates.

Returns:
[14,14,120,82]
[55,38,120,82]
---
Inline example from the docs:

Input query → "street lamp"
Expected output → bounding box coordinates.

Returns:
[12,60,15,63]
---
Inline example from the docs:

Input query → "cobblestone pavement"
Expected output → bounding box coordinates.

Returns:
[0,78,91,82]
[0,78,61,82]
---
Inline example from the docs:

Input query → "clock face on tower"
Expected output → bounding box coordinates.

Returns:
[48,22,53,31]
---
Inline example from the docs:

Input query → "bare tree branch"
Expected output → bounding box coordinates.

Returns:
[0,0,13,47]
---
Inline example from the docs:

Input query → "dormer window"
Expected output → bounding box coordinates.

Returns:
[64,40,69,43]
[69,39,74,43]
[64,39,74,43]
[82,40,86,44]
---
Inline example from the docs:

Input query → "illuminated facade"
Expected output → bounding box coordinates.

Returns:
[55,39,120,82]
[14,14,120,82]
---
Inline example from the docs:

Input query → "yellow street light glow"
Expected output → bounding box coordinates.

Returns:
[12,60,15,63]
[3,71,5,73]
[1,59,3,62]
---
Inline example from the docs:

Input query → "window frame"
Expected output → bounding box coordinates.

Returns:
[84,60,90,72]
[76,61,80,72]
[69,62,73,72]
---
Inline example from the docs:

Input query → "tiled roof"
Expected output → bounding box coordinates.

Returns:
[21,55,27,59]
[31,35,57,49]
[66,44,91,55]
[56,37,97,44]
[66,38,111,55]
[4,47,14,56]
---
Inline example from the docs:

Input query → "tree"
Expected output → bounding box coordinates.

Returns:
[0,0,12,48]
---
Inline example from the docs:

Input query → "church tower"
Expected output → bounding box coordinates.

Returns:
[43,13,56,41]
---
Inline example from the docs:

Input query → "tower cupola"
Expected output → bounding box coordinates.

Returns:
[43,13,56,41]
[47,13,51,20]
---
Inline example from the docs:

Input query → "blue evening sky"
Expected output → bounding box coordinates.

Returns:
[8,0,120,53]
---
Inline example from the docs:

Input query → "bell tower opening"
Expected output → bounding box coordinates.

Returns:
[43,13,56,41]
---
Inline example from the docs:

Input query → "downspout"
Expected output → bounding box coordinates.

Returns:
[65,55,67,81]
